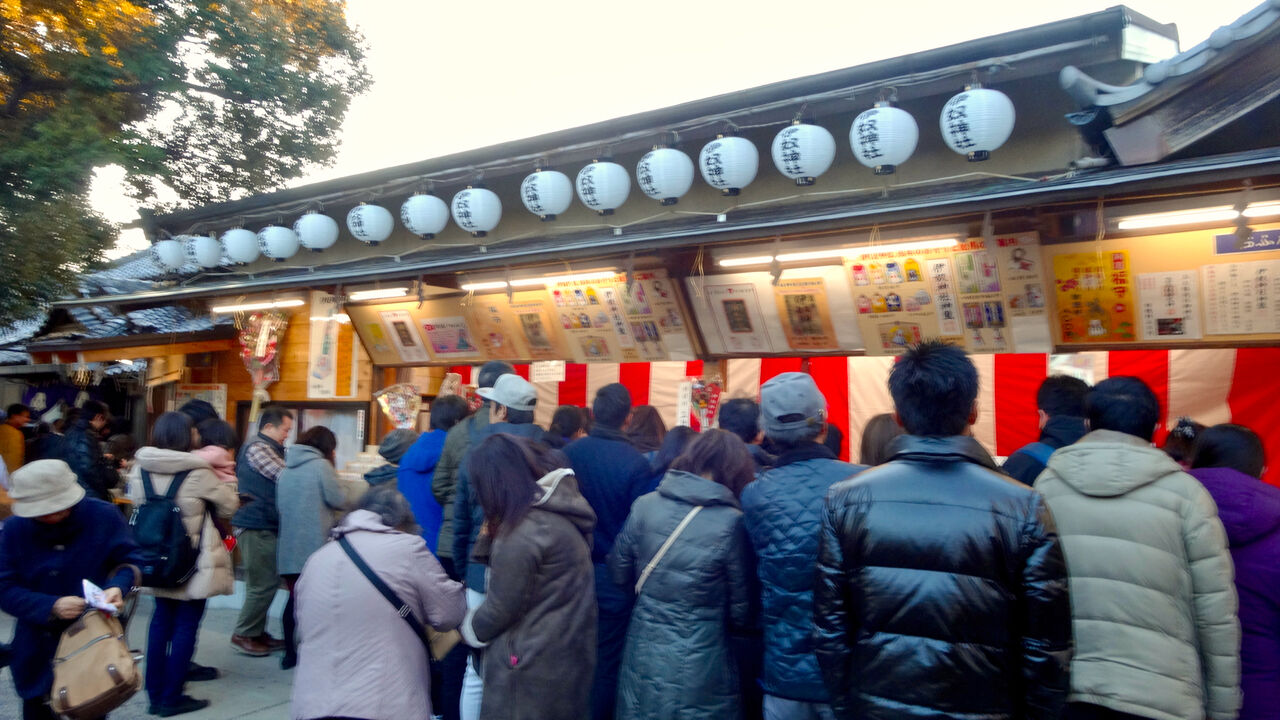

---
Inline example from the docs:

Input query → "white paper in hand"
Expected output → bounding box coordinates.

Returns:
[82,579,118,615]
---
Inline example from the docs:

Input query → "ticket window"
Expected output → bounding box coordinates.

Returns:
[235,401,369,472]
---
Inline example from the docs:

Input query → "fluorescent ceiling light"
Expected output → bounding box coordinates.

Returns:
[309,314,350,323]
[1116,206,1238,230]
[459,281,509,292]
[116,359,135,366]
[211,298,305,314]
[1243,201,1280,219]
[348,287,410,301]
[508,270,617,287]
[718,255,775,268]
[718,238,959,268]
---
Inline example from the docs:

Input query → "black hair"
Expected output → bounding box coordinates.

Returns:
[1163,417,1206,465]
[625,405,666,453]
[718,399,760,443]
[81,400,110,422]
[469,434,544,536]
[106,434,137,463]
[592,383,632,428]
[504,407,535,425]
[1037,375,1090,418]
[151,411,193,452]
[1191,423,1266,479]
[548,405,587,444]
[822,423,844,458]
[651,426,697,477]
[297,426,337,464]
[429,395,472,432]
[178,399,219,426]
[476,361,515,390]
[671,429,756,498]
[358,485,420,534]
[5,403,30,419]
[1086,376,1160,441]
[887,340,978,437]
[859,413,904,465]
[258,406,294,430]
[196,418,238,450]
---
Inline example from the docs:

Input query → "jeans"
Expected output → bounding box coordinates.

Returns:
[591,563,632,720]
[146,598,208,707]
[762,695,837,720]
[234,529,278,637]
[435,556,466,720]
[459,588,485,720]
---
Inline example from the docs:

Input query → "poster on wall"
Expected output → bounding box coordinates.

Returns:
[421,316,483,360]
[772,277,839,350]
[994,234,1049,318]
[700,282,776,353]
[547,269,696,362]
[1202,260,1280,335]
[1138,271,1202,340]
[467,297,525,361]
[1052,251,1137,344]
[308,292,359,398]
[378,309,430,363]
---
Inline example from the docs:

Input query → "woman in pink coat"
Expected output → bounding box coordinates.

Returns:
[292,485,466,720]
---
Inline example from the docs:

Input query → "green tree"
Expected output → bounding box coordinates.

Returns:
[0,0,370,325]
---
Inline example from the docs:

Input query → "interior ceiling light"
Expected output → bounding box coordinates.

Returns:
[1116,206,1239,230]
[719,238,958,268]
[309,313,351,323]
[459,281,510,292]
[210,298,305,314]
[1242,201,1280,219]
[347,287,410,301]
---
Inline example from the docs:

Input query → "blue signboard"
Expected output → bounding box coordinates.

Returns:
[1216,229,1280,255]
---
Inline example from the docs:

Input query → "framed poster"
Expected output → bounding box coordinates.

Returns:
[378,309,430,362]
[1053,251,1137,343]
[421,316,483,360]
[772,277,839,350]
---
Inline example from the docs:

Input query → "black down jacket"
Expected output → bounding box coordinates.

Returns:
[608,470,752,720]
[813,435,1072,720]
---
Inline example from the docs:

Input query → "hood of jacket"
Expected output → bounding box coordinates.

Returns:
[285,443,329,470]
[1045,429,1181,497]
[886,434,999,469]
[531,467,596,542]
[134,446,213,474]
[364,463,398,486]
[657,469,740,508]
[1041,414,1087,447]
[1191,466,1280,546]
[332,508,399,538]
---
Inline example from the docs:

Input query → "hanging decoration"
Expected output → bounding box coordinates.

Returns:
[374,383,422,429]
[152,238,186,271]
[294,211,340,252]
[771,121,836,186]
[699,135,758,196]
[346,203,395,245]
[689,374,724,428]
[636,147,694,205]
[221,228,261,264]
[576,160,631,215]
[401,193,449,238]
[520,168,574,220]
[851,102,919,175]
[940,85,1015,162]
[451,186,502,237]
[185,234,222,268]
[236,310,289,421]
[257,225,300,262]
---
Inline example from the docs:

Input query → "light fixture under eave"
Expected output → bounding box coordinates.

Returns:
[1242,201,1280,219]
[459,281,510,292]
[1116,206,1239,230]
[718,255,779,268]
[309,313,351,323]
[347,287,411,302]
[718,238,959,268]
[210,298,306,314]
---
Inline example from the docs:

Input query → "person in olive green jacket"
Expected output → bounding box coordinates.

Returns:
[1036,376,1240,720]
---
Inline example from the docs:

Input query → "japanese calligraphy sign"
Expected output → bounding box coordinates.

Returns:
[1202,260,1280,335]
[1052,251,1137,344]
[772,277,839,350]
[546,268,696,362]
[1138,271,1202,340]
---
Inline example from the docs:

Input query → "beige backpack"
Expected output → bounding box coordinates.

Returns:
[49,566,142,720]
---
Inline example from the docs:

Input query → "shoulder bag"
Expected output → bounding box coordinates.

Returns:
[635,505,703,594]
[50,565,143,720]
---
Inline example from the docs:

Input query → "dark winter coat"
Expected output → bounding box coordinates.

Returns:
[362,462,399,489]
[463,468,598,720]
[60,418,118,501]
[1001,414,1087,486]
[608,470,752,720]
[814,435,1072,720]
[398,429,447,554]
[0,499,144,699]
[452,422,546,590]
[432,409,490,559]
[1191,466,1280,720]
[564,425,654,563]
[739,443,862,703]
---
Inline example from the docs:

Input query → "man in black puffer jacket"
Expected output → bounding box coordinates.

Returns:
[814,341,1072,720]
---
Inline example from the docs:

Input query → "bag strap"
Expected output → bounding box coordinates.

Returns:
[338,535,430,651]
[635,505,703,595]
[140,469,158,502]
[163,470,192,500]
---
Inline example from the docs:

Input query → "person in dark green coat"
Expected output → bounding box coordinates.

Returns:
[608,429,755,720]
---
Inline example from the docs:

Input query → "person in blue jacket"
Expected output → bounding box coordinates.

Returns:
[399,394,472,554]
[0,459,143,720]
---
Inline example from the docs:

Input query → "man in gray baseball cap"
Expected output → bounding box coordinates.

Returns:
[740,372,865,719]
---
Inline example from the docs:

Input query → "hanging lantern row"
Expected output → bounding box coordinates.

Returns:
[152,87,1014,269]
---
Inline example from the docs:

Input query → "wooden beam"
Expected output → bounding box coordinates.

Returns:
[77,339,235,364]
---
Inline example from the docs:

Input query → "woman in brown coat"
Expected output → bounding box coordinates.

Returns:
[460,434,598,720]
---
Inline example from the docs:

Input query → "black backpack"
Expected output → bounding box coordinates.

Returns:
[130,469,199,588]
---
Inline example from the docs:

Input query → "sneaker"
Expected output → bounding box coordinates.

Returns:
[156,696,210,717]
[186,661,219,681]
[255,633,286,652]
[230,634,271,657]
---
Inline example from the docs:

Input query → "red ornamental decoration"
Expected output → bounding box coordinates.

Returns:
[238,310,289,421]
[690,375,724,428]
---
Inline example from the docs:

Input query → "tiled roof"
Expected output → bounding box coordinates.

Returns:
[0,317,45,365]
[80,241,234,296]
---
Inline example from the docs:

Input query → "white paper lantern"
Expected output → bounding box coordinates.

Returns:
[636,147,694,205]
[699,135,758,195]
[400,193,449,238]
[520,169,574,220]
[346,203,394,245]
[771,122,836,186]
[451,187,502,237]
[221,228,260,264]
[257,225,299,262]
[851,102,919,175]
[576,161,631,215]
[939,86,1015,162]
[152,238,185,270]
[294,211,339,252]
[185,234,222,268]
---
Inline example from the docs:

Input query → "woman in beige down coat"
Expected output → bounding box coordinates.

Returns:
[128,412,238,716]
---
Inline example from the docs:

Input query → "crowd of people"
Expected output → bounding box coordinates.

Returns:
[0,343,1276,720]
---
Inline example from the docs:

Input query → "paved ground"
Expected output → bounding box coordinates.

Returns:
[1,591,294,720]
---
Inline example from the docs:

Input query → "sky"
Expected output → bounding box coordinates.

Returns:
[95,0,1265,258]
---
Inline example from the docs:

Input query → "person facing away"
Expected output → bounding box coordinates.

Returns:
[400,393,472,554]
[740,372,865,720]
[1002,375,1089,486]
[563,382,655,720]
[128,411,239,717]
[1162,416,1206,470]
[609,429,754,720]
[625,404,666,456]
[857,413,903,466]
[719,397,776,470]
[59,400,120,502]
[230,405,294,658]
[292,486,466,720]
[364,428,418,491]
[460,434,598,720]
[0,403,30,472]
[814,341,1072,720]
[645,426,697,492]
[1036,376,1239,720]
[1188,424,1280,720]
[544,404,589,449]
[432,360,514,574]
